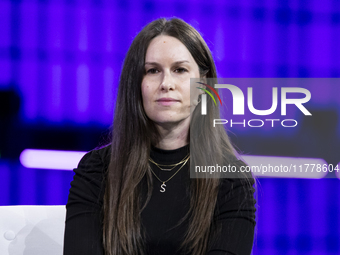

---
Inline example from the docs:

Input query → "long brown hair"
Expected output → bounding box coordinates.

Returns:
[103,17,252,255]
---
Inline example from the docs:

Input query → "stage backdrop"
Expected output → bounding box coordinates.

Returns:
[0,0,339,254]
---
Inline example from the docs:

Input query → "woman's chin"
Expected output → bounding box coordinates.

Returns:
[152,117,190,128]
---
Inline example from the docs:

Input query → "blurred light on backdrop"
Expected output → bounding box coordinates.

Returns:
[19,149,86,170]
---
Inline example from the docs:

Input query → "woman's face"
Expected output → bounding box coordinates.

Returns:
[141,35,202,128]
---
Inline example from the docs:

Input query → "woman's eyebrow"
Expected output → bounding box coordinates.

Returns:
[173,60,190,65]
[144,60,190,65]
[144,62,159,66]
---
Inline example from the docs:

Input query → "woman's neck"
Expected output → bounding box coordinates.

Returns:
[153,119,189,150]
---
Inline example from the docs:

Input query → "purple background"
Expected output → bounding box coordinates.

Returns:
[0,0,339,254]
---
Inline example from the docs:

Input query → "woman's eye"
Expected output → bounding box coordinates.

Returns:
[175,68,187,73]
[147,68,159,74]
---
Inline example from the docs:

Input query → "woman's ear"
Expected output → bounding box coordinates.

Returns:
[201,75,207,84]
[199,76,207,94]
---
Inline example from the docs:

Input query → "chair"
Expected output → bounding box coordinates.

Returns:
[0,205,66,255]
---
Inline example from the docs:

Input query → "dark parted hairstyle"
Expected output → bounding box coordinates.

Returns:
[103,17,253,255]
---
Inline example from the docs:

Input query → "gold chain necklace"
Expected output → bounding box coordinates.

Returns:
[149,156,190,193]
[149,153,190,171]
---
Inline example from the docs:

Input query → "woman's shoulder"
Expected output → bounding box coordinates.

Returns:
[77,144,111,167]
[92,144,111,166]
[73,144,111,181]
[218,157,254,181]
[217,159,256,204]
[216,160,256,224]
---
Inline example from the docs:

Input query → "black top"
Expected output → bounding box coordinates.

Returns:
[64,144,256,255]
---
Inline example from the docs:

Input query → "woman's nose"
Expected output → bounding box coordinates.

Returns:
[160,71,175,91]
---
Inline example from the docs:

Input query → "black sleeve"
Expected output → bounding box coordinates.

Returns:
[207,175,256,255]
[63,149,106,255]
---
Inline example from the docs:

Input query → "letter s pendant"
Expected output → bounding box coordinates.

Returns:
[160,183,166,192]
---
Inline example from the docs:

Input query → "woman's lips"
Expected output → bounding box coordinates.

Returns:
[156,98,180,106]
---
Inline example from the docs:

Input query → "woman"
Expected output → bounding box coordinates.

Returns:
[64,18,256,255]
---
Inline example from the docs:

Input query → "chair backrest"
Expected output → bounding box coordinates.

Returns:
[0,205,66,255]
